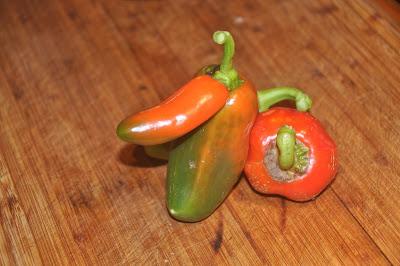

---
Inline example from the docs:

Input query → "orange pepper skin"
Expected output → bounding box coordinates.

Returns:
[116,75,229,145]
[244,108,337,201]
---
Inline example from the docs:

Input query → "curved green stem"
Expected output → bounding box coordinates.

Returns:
[257,87,312,112]
[276,125,310,172]
[276,125,296,170]
[212,31,243,90]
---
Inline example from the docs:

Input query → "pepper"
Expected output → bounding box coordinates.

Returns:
[141,65,222,160]
[167,31,258,222]
[244,106,337,201]
[116,75,229,146]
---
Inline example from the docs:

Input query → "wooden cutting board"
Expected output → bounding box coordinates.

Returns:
[1,0,399,264]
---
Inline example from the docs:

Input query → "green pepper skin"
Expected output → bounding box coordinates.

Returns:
[167,79,258,222]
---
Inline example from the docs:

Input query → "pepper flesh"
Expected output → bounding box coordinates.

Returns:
[244,107,337,201]
[167,79,258,222]
[116,75,229,145]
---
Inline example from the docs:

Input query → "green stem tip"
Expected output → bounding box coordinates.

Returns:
[212,31,243,90]
[257,87,312,113]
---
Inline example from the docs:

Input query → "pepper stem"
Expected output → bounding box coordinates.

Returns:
[276,125,310,172]
[212,31,243,90]
[276,125,296,170]
[257,87,312,112]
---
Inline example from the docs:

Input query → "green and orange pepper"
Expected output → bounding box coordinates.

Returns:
[116,75,229,145]
[167,31,258,221]
[116,30,337,222]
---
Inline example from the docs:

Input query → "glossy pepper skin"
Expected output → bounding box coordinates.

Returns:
[142,65,222,160]
[244,107,337,201]
[116,75,229,145]
[167,79,258,222]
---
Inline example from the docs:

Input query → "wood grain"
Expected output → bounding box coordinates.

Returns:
[0,0,399,264]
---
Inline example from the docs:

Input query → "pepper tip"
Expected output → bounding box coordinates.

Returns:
[213,31,230,45]
[296,93,313,112]
[116,121,131,142]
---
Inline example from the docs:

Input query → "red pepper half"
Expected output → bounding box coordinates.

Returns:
[244,107,337,201]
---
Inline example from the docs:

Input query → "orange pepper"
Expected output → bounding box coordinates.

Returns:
[116,75,228,145]
[167,31,259,222]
